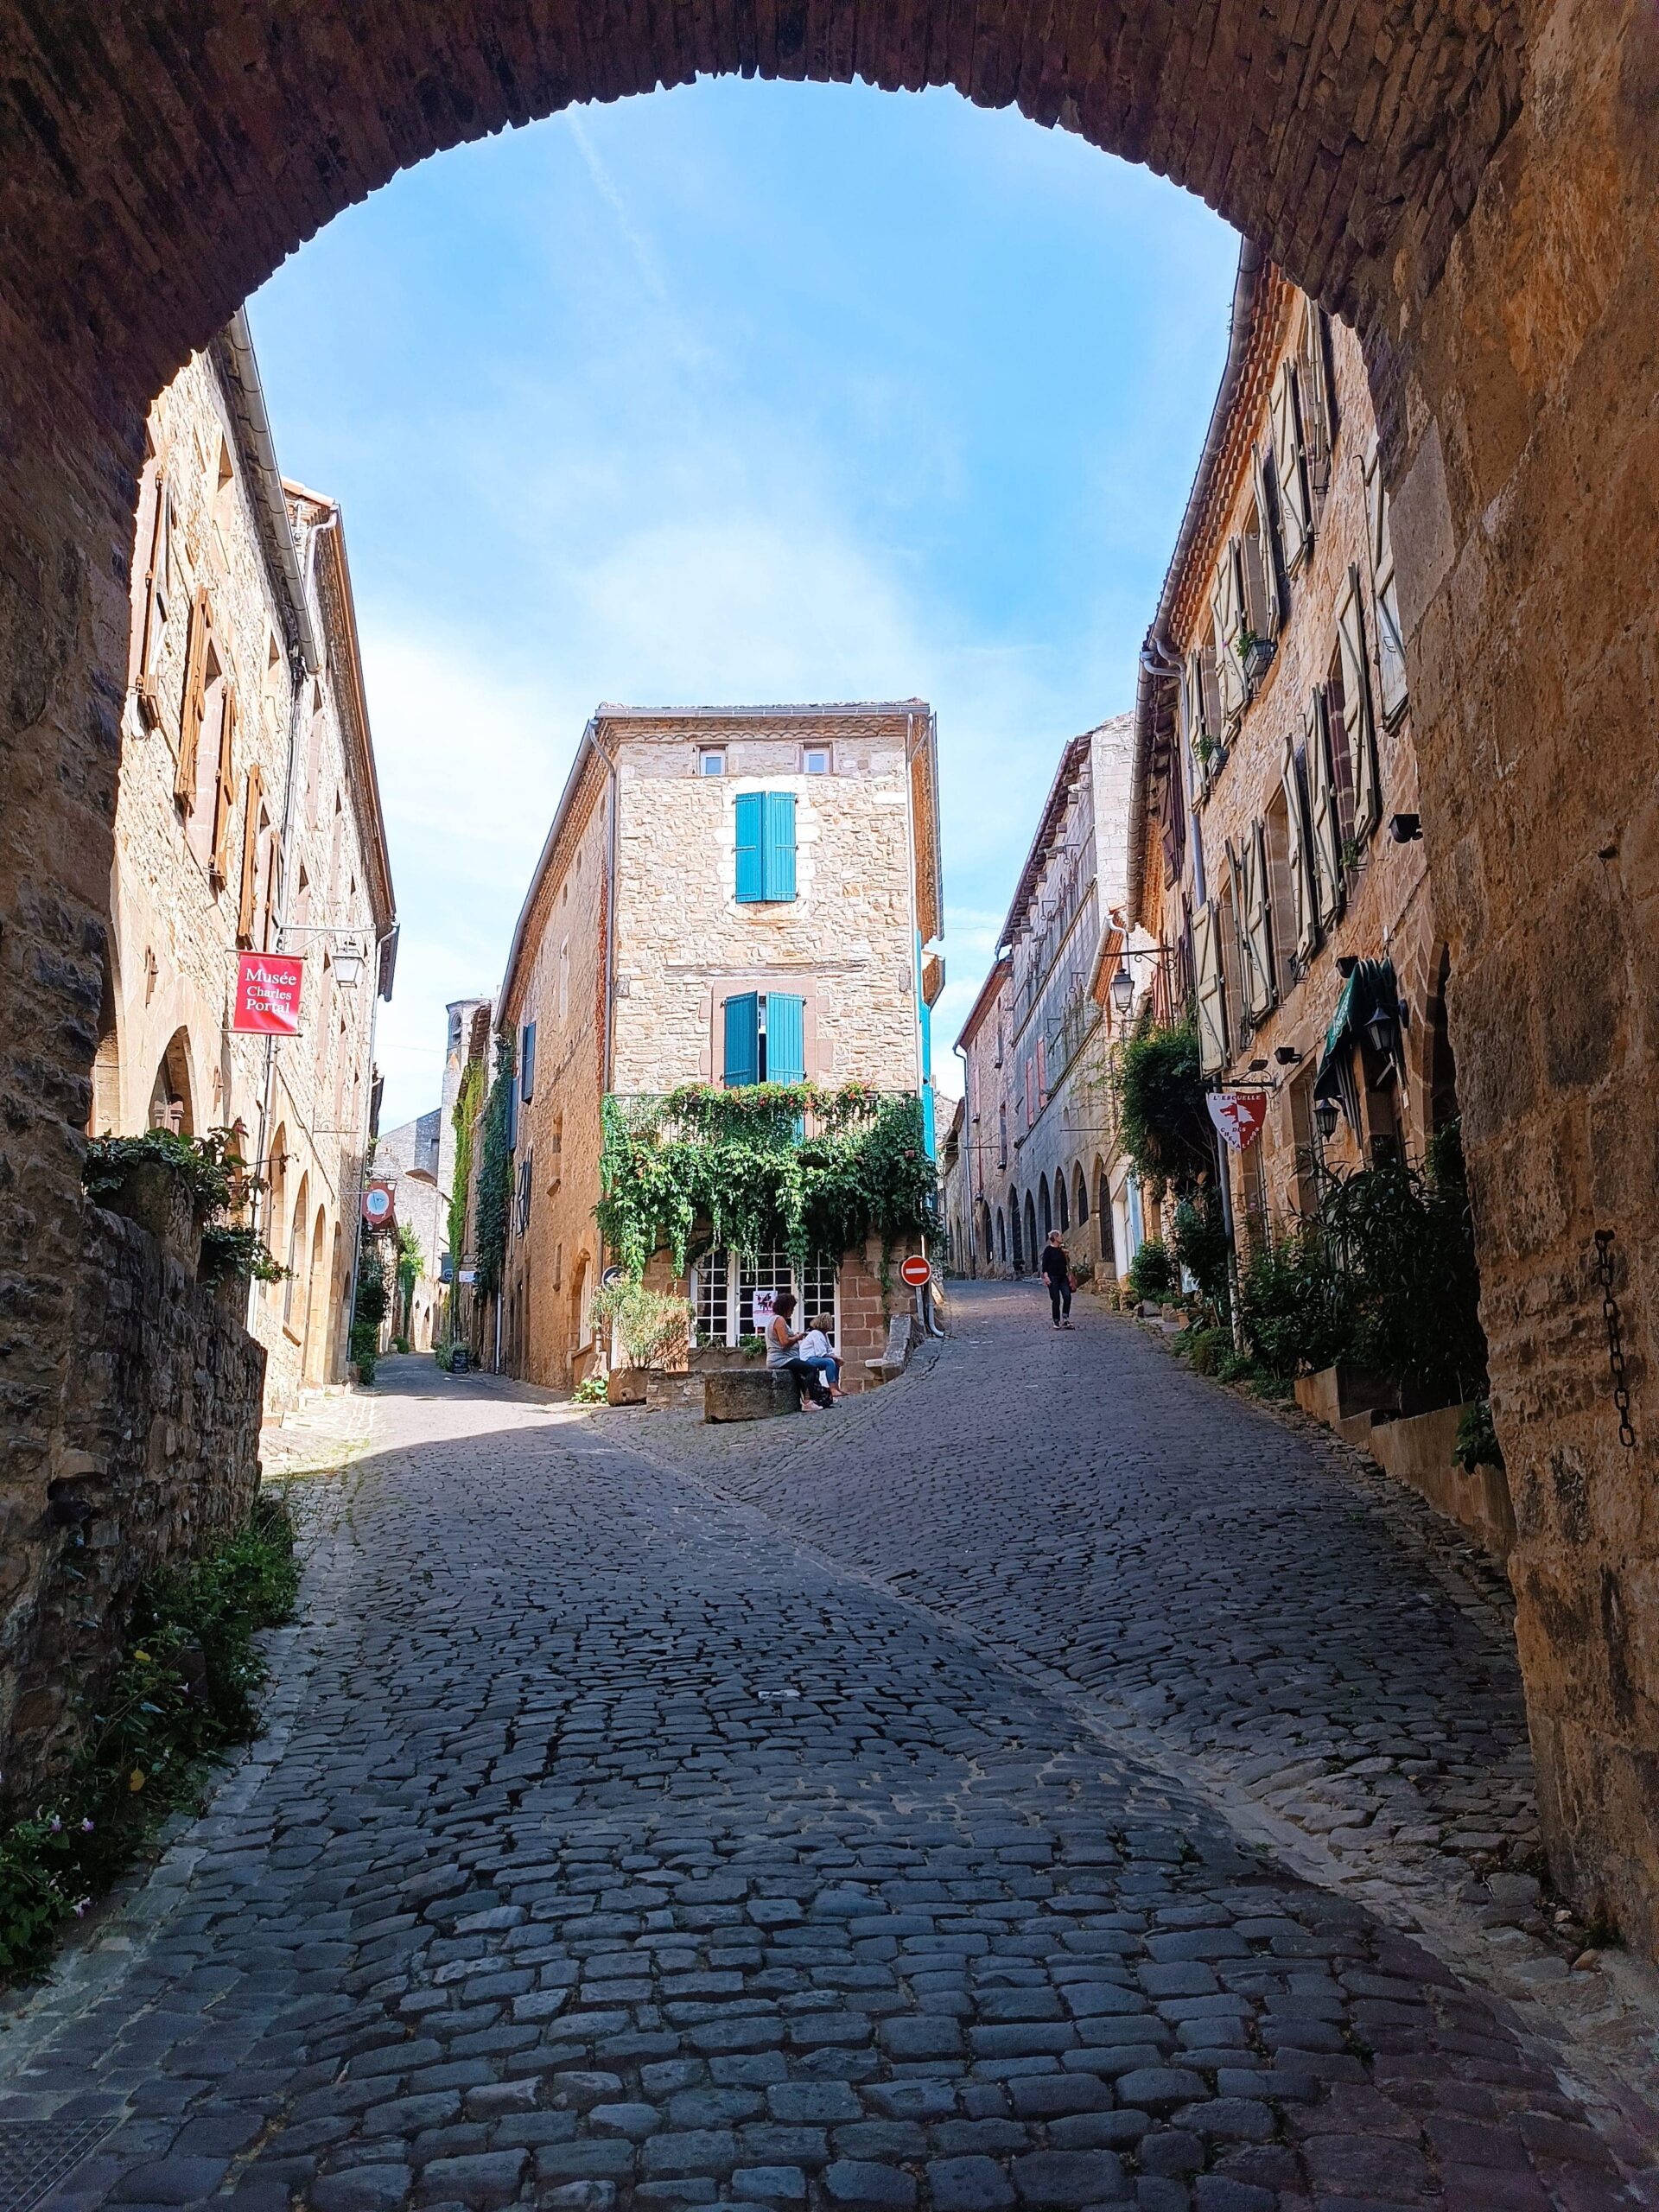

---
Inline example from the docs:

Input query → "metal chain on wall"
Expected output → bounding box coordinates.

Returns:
[1593,1230,1638,1451]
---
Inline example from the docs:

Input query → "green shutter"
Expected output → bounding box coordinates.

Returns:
[734,792,765,902]
[763,791,797,900]
[765,992,804,1084]
[520,1020,537,1102]
[723,992,760,1086]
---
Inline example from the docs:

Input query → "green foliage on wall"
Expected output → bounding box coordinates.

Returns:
[1115,1014,1212,1199]
[447,1053,485,1277]
[474,1034,516,1301]
[597,1084,935,1281]
[0,1494,298,1981]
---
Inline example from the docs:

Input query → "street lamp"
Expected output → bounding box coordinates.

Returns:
[332,935,367,989]
[1313,1096,1340,1143]
[1109,962,1135,1019]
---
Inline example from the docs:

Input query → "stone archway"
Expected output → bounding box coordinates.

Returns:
[3,0,1659,1950]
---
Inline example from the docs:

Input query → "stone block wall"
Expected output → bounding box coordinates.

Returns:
[1,1205,266,1801]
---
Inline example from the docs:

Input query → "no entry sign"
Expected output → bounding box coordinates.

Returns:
[899,1254,932,1287]
[232,950,304,1035]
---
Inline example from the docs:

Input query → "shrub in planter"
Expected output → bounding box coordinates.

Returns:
[200,1225,287,1292]
[594,1281,693,1371]
[1237,1230,1351,1380]
[1115,1016,1211,1199]
[1125,1240,1175,1305]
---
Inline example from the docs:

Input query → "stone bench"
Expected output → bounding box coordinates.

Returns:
[864,1312,919,1387]
[703,1369,799,1422]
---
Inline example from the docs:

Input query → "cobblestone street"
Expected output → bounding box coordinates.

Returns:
[3,1294,1656,2211]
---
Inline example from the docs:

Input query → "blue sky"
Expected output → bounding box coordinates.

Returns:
[249,78,1237,1130]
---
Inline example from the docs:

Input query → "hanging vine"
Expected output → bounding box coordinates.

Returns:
[597,1083,935,1281]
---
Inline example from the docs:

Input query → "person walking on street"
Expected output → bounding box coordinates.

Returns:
[1041,1230,1074,1328]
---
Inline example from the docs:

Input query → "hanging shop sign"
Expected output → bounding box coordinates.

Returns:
[232,950,304,1035]
[361,1183,396,1232]
[1207,1090,1268,1153]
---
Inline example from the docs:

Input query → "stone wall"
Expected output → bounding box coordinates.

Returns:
[4,0,1659,1954]
[609,711,931,1096]
[1372,0,1659,1955]
[1145,293,1446,1238]
[1,1205,266,1800]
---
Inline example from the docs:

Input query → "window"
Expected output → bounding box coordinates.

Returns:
[237,766,265,946]
[998,1103,1007,1169]
[1270,358,1313,575]
[734,791,797,902]
[1211,539,1248,726]
[1193,900,1228,1074]
[722,990,805,1086]
[1363,439,1408,722]
[517,1149,534,1236]
[1302,685,1344,933]
[1247,445,1282,643]
[1335,568,1382,841]
[698,747,727,776]
[133,461,174,724]
[176,588,213,810]
[694,1248,837,1347]
[802,745,831,775]
[520,1020,537,1103]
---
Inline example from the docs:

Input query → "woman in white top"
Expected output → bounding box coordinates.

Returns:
[765,1291,833,1408]
[796,1312,842,1398]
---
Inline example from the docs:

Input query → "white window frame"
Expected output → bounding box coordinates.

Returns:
[801,743,832,776]
[690,1248,840,1348]
[697,747,728,777]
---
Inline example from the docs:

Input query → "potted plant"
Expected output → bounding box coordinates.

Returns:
[594,1281,694,1392]
[1236,624,1276,687]
[83,1129,238,1277]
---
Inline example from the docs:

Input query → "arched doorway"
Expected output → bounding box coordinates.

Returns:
[1008,1189,1022,1274]
[1055,1173,1068,1234]
[284,1173,309,1335]
[995,1207,1006,1267]
[302,1205,327,1383]
[1039,1176,1052,1242]
[148,1027,195,1135]
[1024,1194,1039,1273]
[90,948,122,1136]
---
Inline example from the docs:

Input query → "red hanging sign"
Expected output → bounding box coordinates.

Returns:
[232,950,304,1035]
[1207,1090,1268,1153]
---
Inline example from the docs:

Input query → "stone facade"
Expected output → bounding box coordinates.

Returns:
[3,1205,266,1799]
[1131,270,1450,1252]
[98,325,396,1416]
[490,706,943,1392]
[955,720,1135,1287]
[373,1105,446,1350]
[3,0,1659,1956]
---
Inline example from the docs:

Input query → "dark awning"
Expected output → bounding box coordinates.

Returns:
[1314,957,1399,1132]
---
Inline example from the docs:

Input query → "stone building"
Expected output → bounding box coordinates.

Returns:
[954,718,1135,1286]
[372,1106,445,1351]
[487,704,943,1389]
[98,312,396,1414]
[1127,256,1449,1255]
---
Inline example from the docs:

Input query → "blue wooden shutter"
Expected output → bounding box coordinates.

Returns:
[723,992,760,1086]
[763,791,797,900]
[734,793,766,902]
[765,993,804,1084]
[520,1020,536,1102]
[506,1064,518,1151]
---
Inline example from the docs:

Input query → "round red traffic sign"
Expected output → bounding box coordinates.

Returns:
[899,1254,932,1287]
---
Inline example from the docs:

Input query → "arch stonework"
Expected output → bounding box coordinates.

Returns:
[3,0,1659,1947]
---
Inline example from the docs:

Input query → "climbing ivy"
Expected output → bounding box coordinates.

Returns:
[447,1053,485,1277]
[596,1084,935,1281]
[1114,1012,1212,1199]
[474,1035,515,1300]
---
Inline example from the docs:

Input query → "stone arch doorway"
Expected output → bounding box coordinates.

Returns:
[90,947,123,1139]
[4,0,1659,1961]
[1023,1194,1039,1274]
[147,1027,195,1136]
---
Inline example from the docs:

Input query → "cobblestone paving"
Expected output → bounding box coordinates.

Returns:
[635,1285,1536,1908]
[0,1351,1650,2211]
